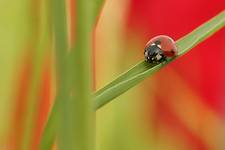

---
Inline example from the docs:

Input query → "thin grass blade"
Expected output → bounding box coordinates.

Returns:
[94,10,225,110]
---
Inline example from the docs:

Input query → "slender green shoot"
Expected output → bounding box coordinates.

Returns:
[65,0,94,149]
[40,0,68,149]
[94,10,225,109]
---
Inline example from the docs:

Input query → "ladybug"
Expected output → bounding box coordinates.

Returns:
[144,35,178,64]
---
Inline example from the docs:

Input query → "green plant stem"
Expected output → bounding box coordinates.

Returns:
[41,0,103,149]
[65,0,94,149]
[21,1,49,150]
[40,0,69,149]
[40,97,61,150]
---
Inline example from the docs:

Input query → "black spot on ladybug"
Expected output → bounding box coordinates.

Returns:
[170,49,175,54]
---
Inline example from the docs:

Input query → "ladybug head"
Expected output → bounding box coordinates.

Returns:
[144,43,166,64]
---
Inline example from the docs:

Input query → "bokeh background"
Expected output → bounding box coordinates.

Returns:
[0,0,225,149]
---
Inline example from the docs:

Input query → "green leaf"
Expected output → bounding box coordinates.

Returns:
[94,10,225,110]
[63,0,94,149]
[40,0,105,149]
[40,0,69,149]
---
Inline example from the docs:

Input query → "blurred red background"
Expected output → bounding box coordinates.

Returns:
[126,0,225,149]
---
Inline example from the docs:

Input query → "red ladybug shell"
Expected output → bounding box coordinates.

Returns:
[146,35,178,57]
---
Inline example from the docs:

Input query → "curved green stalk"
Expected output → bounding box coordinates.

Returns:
[40,0,68,149]
[94,10,225,109]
